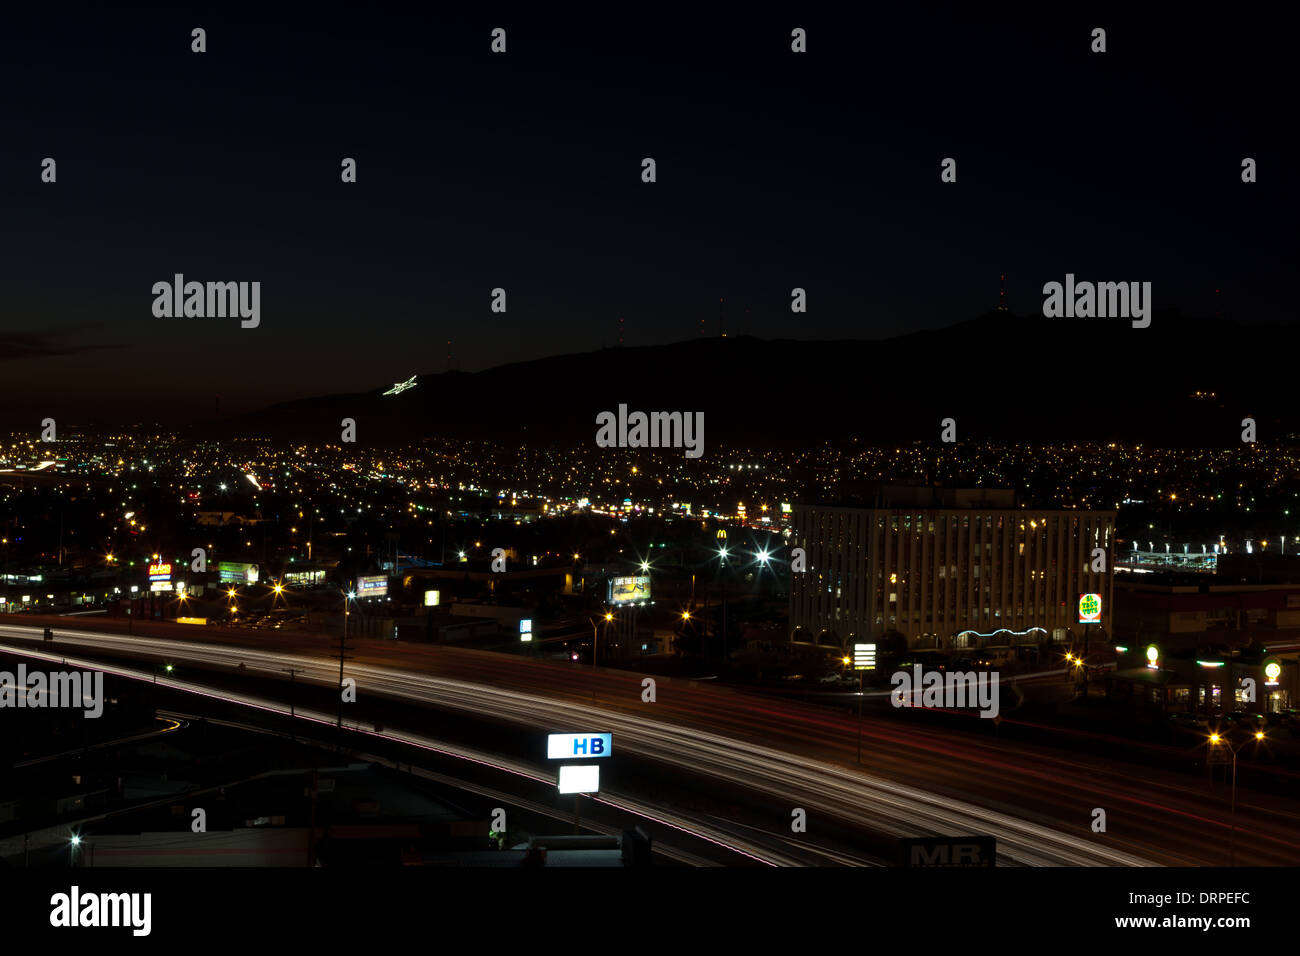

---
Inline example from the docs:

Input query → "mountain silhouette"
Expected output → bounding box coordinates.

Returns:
[207,310,1295,448]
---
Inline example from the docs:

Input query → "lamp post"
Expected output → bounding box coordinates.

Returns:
[717,546,731,667]
[338,588,355,735]
[1208,729,1265,866]
[588,611,612,668]
[842,655,862,763]
[857,669,864,764]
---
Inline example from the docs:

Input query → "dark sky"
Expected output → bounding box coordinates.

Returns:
[1,3,1293,425]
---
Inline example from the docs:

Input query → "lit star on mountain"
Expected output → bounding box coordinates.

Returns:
[382,375,418,396]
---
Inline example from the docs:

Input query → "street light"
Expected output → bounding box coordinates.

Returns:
[715,548,732,666]
[1208,729,1265,866]
[588,611,614,669]
[339,588,356,733]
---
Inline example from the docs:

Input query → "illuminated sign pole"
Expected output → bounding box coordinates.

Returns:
[558,765,600,834]
[853,644,877,764]
[548,733,610,834]
[1078,593,1103,681]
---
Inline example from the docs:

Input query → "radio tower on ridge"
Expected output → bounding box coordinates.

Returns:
[997,273,1009,312]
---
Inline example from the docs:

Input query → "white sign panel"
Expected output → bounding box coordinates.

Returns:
[853,643,877,671]
[547,733,612,760]
[557,764,600,794]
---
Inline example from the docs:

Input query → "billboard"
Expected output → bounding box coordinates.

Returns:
[1078,593,1102,623]
[218,562,259,585]
[357,575,388,598]
[424,589,440,607]
[608,574,651,605]
[147,562,172,582]
[284,569,325,587]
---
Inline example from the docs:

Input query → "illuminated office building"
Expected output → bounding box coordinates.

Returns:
[789,487,1114,655]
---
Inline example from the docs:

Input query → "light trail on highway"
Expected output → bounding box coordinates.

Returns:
[0,637,828,866]
[0,626,1166,865]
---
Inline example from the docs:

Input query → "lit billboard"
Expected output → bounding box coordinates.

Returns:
[608,574,651,605]
[218,562,260,585]
[1078,593,1102,623]
[284,569,325,587]
[357,575,388,598]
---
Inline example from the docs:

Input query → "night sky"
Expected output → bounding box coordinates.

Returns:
[1,3,1292,425]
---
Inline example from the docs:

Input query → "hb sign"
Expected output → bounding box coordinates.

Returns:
[547,733,612,760]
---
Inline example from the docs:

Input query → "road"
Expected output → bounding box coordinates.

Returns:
[5,622,1300,865]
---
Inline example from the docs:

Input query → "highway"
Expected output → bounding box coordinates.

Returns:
[6,622,1300,866]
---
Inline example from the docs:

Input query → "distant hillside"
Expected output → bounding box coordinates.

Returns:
[208,311,1298,448]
